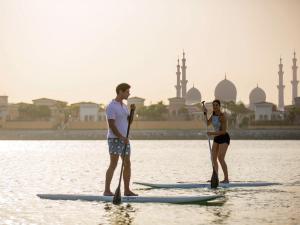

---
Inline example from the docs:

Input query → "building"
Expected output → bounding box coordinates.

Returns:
[78,102,99,122]
[277,58,285,111]
[32,98,67,125]
[291,51,298,105]
[185,86,201,105]
[127,97,145,110]
[7,103,22,121]
[33,98,67,115]
[215,75,237,103]
[295,96,300,107]
[169,52,202,118]
[168,97,186,118]
[253,101,284,121]
[254,102,273,120]
[0,96,8,122]
[249,85,267,110]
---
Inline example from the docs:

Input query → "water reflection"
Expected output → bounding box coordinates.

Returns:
[205,192,231,225]
[210,207,232,225]
[103,203,136,225]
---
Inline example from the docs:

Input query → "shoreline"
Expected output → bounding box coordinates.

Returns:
[0,129,299,140]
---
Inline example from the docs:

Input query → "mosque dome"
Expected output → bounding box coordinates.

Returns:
[185,86,201,105]
[249,85,266,110]
[214,76,237,102]
[249,85,266,104]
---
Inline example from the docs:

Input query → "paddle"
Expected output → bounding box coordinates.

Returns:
[113,104,135,205]
[201,101,219,189]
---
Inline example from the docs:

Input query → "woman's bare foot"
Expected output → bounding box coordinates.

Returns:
[103,191,114,196]
[220,179,229,183]
[124,190,138,196]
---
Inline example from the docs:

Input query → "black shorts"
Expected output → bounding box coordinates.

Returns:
[213,133,230,145]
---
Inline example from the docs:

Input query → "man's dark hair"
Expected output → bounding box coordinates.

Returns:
[212,99,221,106]
[116,83,131,94]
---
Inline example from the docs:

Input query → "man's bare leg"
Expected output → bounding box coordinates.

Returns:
[103,154,119,196]
[122,155,138,196]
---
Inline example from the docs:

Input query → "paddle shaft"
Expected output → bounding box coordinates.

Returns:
[116,116,132,188]
[113,105,135,204]
[202,103,214,169]
[202,101,219,188]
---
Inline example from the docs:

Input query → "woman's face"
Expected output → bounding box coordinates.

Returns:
[213,102,220,112]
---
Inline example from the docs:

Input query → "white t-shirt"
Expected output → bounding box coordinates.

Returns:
[106,99,129,138]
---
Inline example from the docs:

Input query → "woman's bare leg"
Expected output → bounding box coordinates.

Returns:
[218,143,229,183]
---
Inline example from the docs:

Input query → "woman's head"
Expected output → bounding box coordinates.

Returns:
[212,99,221,112]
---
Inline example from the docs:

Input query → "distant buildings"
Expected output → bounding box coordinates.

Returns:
[0,51,298,126]
[32,98,67,121]
[0,96,8,126]
[168,50,298,122]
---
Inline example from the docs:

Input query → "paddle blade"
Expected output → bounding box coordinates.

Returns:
[112,187,121,205]
[210,170,219,189]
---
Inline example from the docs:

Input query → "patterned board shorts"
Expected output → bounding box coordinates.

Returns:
[108,138,131,156]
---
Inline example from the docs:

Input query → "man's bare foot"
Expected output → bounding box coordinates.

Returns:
[103,191,114,196]
[124,190,138,196]
[220,180,229,183]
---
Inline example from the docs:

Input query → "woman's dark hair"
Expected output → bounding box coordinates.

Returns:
[212,99,221,106]
[116,83,131,94]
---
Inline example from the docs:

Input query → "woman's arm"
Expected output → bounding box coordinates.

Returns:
[207,115,212,126]
[203,106,212,126]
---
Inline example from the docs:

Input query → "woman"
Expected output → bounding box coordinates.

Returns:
[203,99,230,183]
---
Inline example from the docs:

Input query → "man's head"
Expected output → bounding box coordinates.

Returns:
[116,83,131,100]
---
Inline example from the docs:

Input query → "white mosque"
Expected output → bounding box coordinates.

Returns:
[168,51,240,117]
[168,51,299,120]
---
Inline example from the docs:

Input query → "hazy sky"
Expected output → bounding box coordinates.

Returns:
[0,0,299,106]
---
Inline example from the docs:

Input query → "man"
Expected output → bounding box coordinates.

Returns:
[103,83,138,196]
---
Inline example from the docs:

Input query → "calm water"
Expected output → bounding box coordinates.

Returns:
[0,140,299,225]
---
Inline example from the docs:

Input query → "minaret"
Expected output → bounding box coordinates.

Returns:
[277,57,285,111]
[175,58,181,98]
[291,51,298,104]
[181,51,188,98]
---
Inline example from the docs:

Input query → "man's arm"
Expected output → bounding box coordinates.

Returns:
[108,119,128,143]
[108,119,123,138]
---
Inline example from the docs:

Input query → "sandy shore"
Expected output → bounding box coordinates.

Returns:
[0,129,299,140]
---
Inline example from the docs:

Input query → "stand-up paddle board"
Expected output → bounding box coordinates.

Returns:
[37,194,223,204]
[134,181,281,189]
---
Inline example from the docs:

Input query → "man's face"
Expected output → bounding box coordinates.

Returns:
[120,88,130,100]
